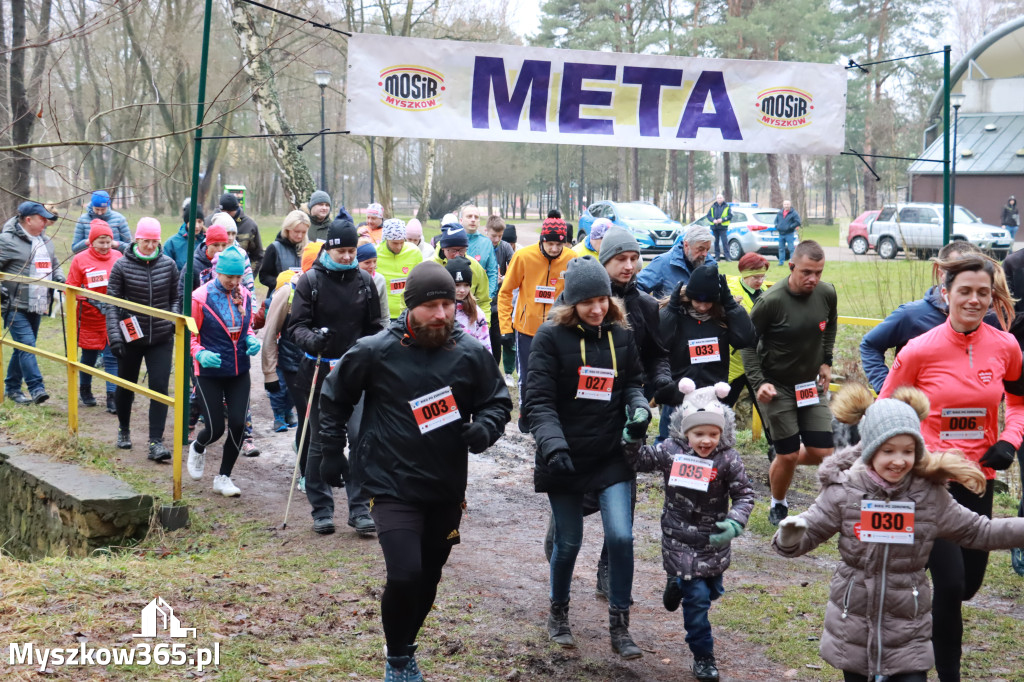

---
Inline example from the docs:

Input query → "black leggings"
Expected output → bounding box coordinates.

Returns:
[116,340,173,441]
[281,368,308,473]
[843,672,927,682]
[929,479,994,682]
[194,373,251,477]
[373,498,462,658]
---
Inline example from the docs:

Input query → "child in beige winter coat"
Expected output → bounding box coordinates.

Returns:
[772,384,1024,682]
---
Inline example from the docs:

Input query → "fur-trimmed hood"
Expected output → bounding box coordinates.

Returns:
[668,400,736,451]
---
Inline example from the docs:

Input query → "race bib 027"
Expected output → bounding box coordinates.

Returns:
[576,366,615,401]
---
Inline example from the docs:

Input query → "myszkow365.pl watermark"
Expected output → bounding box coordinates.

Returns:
[7,596,220,673]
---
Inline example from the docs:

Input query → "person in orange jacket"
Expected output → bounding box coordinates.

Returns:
[497,216,576,431]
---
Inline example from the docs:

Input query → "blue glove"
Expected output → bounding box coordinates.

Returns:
[709,519,744,548]
[622,406,652,443]
[195,350,221,368]
[245,335,261,356]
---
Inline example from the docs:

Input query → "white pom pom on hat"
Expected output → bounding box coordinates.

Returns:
[678,377,697,394]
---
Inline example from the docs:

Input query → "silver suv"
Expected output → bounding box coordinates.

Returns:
[870,203,1011,259]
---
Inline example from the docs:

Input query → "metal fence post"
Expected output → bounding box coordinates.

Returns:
[65,289,79,435]
[173,318,186,502]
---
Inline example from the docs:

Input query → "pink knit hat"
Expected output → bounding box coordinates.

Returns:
[406,218,423,240]
[135,217,161,241]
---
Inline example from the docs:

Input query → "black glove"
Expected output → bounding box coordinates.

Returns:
[109,341,127,359]
[462,422,491,454]
[979,440,1016,470]
[309,328,333,355]
[654,382,684,406]
[265,380,281,393]
[669,280,685,309]
[547,449,575,474]
[719,274,737,308]
[320,455,348,488]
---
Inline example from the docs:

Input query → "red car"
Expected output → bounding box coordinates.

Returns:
[848,210,881,255]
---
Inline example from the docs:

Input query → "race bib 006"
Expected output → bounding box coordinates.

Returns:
[939,408,986,440]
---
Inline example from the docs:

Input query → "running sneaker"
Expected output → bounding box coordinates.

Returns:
[273,417,288,433]
[187,441,205,480]
[148,441,172,462]
[212,475,241,497]
[241,439,260,457]
[116,428,132,450]
[769,502,789,526]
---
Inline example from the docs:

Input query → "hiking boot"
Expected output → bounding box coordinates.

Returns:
[80,388,97,407]
[313,517,335,535]
[273,416,288,433]
[595,560,609,601]
[106,392,117,414]
[31,389,49,404]
[116,428,132,449]
[350,514,376,537]
[608,607,642,659]
[544,513,554,562]
[187,441,205,479]
[692,655,720,681]
[546,600,575,648]
[148,440,172,463]
[240,439,260,457]
[212,475,241,497]
[769,502,789,527]
[1012,548,1024,577]
[663,576,683,612]
[6,390,31,405]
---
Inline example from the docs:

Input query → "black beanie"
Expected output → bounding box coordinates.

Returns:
[326,219,358,250]
[405,261,456,310]
[685,264,720,302]
[219,192,240,212]
[502,224,518,244]
[445,256,474,286]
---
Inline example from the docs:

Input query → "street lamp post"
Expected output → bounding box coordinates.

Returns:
[950,92,965,218]
[313,69,331,192]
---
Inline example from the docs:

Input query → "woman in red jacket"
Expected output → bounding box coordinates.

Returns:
[66,219,122,412]
[879,254,1021,682]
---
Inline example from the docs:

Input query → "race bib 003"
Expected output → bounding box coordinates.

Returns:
[576,366,614,401]
[668,454,713,492]
[688,337,720,364]
[795,380,819,407]
[410,386,461,434]
[859,500,914,544]
[939,408,986,440]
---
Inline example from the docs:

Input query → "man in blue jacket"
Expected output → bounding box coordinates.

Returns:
[774,200,801,265]
[636,225,716,299]
[72,191,131,254]
[163,201,205,270]
[460,205,499,298]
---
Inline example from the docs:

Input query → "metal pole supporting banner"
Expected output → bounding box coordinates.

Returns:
[369,136,376,204]
[319,85,327,191]
[942,45,951,246]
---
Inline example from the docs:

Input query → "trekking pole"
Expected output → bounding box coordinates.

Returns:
[282,328,328,529]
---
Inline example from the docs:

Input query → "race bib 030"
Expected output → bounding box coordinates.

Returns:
[859,500,914,544]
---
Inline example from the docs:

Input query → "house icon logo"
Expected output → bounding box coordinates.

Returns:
[132,597,196,639]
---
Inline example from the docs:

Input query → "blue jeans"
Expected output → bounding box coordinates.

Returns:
[778,231,797,264]
[676,574,724,657]
[548,480,634,610]
[1006,224,1019,242]
[3,310,44,395]
[80,345,119,394]
[266,366,295,419]
[712,227,729,261]
[656,404,675,444]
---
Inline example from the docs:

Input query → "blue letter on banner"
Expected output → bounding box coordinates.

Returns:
[559,62,616,134]
[471,57,551,131]
[677,71,742,140]
[622,67,683,137]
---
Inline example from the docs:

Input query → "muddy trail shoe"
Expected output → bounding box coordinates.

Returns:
[692,655,720,681]
[6,391,31,405]
[608,607,642,659]
[595,561,609,601]
[106,392,117,414]
[148,441,172,462]
[547,600,575,648]
[384,654,423,682]
[769,502,789,526]
[663,576,683,612]
[80,389,97,407]
[313,517,335,535]
[350,515,376,537]
[116,428,132,449]
[241,439,260,457]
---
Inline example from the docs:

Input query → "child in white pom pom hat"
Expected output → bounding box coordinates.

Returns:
[624,377,755,682]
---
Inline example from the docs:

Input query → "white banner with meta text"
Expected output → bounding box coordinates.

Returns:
[346,34,847,154]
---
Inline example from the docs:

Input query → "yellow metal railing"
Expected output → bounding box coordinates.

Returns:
[750,315,883,442]
[0,272,198,502]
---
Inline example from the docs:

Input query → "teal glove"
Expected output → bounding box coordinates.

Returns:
[245,335,261,356]
[196,350,221,368]
[622,406,652,443]
[709,519,744,549]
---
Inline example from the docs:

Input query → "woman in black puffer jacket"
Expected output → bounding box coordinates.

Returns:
[105,218,181,460]
[525,255,650,661]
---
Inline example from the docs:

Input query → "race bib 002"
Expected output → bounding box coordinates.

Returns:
[939,407,986,440]
[859,500,914,544]
[668,454,713,492]
[795,380,819,407]
[409,386,461,434]
[688,337,720,364]
[576,366,615,401]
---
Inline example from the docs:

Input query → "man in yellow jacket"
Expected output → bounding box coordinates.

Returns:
[432,223,490,311]
[498,217,577,431]
[375,218,423,320]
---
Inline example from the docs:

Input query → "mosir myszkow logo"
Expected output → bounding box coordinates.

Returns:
[379,65,445,110]
[8,597,219,673]
[755,87,813,129]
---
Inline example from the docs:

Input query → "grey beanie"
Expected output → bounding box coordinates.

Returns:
[562,255,612,306]
[309,190,331,208]
[599,227,642,265]
[859,399,927,464]
[685,224,713,245]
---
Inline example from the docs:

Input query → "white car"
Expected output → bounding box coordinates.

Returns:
[870,203,1011,259]
[682,204,793,260]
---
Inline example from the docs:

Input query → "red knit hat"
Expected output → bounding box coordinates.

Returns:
[205,224,229,245]
[88,219,113,244]
[540,217,568,243]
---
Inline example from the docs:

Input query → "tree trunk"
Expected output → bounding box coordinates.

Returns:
[722,152,733,202]
[766,154,782,209]
[670,150,680,220]
[738,152,750,202]
[228,0,314,210]
[824,156,834,225]
[616,147,626,202]
[660,150,671,214]
[787,155,806,218]
[686,151,696,222]
[631,148,640,201]
[417,138,436,222]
